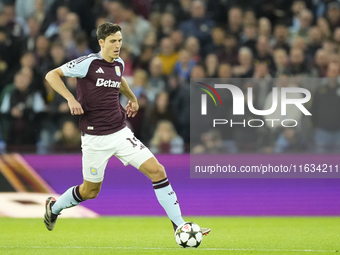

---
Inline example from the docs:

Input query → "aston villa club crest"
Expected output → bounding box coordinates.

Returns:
[90,167,97,175]
[115,66,121,76]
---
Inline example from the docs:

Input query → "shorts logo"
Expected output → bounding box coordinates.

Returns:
[90,167,98,175]
[115,66,121,76]
[66,60,76,69]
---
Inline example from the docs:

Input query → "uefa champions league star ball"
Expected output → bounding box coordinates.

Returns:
[175,222,203,248]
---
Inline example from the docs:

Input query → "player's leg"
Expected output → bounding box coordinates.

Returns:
[44,133,110,231]
[44,184,85,231]
[133,147,210,235]
[52,180,102,214]
[114,127,212,234]
[79,179,102,199]
[113,127,185,231]
[44,180,102,231]
[138,157,185,231]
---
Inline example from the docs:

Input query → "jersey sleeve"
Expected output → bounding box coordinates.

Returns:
[61,56,94,78]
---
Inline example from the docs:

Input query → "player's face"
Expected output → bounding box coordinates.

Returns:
[100,31,122,61]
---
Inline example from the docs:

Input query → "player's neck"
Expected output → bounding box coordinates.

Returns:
[100,51,115,63]
[103,55,115,63]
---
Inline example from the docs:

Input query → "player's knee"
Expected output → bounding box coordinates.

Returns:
[88,191,100,200]
[150,163,166,182]
[83,188,100,200]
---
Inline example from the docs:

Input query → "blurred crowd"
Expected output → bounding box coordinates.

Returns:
[0,0,340,154]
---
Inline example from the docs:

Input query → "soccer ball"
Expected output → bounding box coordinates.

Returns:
[175,222,203,248]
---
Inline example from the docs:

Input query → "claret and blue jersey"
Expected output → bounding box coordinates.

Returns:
[61,52,126,136]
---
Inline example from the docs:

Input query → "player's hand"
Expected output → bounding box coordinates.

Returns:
[68,97,84,115]
[125,100,139,117]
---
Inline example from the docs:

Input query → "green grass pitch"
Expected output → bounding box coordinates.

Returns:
[0,217,339,254]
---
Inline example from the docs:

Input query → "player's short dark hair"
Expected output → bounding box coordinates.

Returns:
[96,22,121,41]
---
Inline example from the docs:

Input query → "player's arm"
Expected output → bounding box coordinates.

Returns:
[45,68,84,115]
[120,76,139,117]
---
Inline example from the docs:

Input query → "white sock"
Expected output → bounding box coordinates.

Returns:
[51,185,84,215]
[153,178,185,228]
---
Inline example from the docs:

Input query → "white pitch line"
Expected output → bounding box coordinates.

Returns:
[0,246,336,253]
